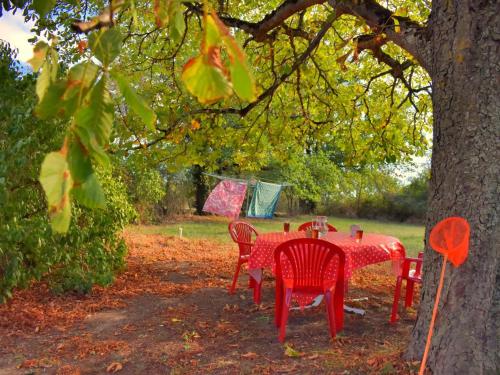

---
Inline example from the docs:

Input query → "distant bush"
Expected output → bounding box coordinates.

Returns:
[121,159,166,223]
[319,171,429,222]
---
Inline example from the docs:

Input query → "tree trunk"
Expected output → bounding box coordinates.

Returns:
[192,165,208,215]
[406,1,499,373]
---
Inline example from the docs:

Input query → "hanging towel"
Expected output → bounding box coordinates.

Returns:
[203,180,247,218]
[247,181,282,218]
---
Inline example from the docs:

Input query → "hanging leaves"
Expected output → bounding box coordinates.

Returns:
[111,71,157,131]
[39,150,73,233]
[32,0,56,18]
[89,28,122,66]
[182,54,232,105]
[28,41,58,102]
[154,0,185,43]
[181,9,256,104]
[29,30,130,232]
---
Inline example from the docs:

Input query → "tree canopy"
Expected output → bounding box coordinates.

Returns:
[2,0,432,232]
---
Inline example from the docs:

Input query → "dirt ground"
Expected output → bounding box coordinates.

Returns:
[0,233,420,374]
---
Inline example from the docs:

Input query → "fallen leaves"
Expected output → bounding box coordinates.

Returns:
[284,344,304,358]
[106,362,123,372]
[0,226,418,375]
[241,351,258,359]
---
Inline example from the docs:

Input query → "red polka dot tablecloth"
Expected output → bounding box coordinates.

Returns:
[248,231,406,306]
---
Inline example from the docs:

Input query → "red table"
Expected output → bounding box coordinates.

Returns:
[248,231,406,305]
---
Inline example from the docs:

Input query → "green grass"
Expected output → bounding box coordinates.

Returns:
[129,215,425,256]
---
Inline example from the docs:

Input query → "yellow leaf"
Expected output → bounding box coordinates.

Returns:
[181,55,232,104]
[284,344,304,358]
[191,119,201,130]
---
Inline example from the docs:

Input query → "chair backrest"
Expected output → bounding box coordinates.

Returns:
[414,252,424,278]
[274,238,345,290]
[298,221,337,232]
[228,221,258,256]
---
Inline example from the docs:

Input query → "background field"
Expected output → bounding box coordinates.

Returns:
[130,215,425,257]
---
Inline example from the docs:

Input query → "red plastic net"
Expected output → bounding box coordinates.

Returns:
[429,217,470,267]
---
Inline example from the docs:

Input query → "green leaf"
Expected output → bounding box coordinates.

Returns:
[170,5,186,43]
[75,78,113,147]
[181,11,256,104]
[154,0,185,42]
[28,41,49,72]
[39,151,73,233]
[230,59,256,102]
[33,44,58,102]
[111,71,157,130]
[68,139,93,183]
[154,0,169,27]
[72,173,106,209]
[62,62,100,107]
[204,12,222,50]
[181,55,232,105]
[66,62,100,93]
[32,0,56,18]
[75,126,111,169]
[36,61,51,101]
[35,80,66,119]
[89,28,122,66]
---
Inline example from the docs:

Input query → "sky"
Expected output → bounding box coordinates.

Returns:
[0,9,35,62]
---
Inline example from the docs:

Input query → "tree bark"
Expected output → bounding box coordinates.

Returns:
[405,1,500,373]
[192,165,208,215]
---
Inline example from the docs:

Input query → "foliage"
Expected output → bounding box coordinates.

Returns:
[4,0,432,233]
[25,30,155,232]
[390,170,429,221]
[0,42,135,301]
[120,156,166,223]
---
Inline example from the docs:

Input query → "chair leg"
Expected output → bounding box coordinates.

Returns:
[333,286,344,332]
[325,292,337,339]
[390,276,403,323]
[279,300,290,343]
[275,282,283,327]
[229,260,242,294]
[248,274,255,289]
[405,280,415,308]
[253,280,262,304]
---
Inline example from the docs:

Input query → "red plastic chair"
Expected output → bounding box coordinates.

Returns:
[390,251,423,323]
[228,221,259,295]
[298,221,338,232]
[274,238,345,342]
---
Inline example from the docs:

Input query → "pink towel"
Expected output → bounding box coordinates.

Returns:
[203,180,247,218]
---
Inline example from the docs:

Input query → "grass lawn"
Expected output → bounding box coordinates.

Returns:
[130,215,425,256]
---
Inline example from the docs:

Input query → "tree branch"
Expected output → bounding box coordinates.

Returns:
[190,13,338,117]
[183,0,325,41]
[329,0,431,70]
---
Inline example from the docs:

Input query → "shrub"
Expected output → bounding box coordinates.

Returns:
[0,42,135,301]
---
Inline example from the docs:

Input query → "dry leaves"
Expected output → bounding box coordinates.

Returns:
[241,352,258,359]
[106,362,123,373]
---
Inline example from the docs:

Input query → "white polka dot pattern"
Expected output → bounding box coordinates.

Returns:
[248,231,406,306]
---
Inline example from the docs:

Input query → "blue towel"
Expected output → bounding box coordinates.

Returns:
[247,181,282,218]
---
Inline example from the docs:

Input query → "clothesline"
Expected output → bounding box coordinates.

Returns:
[202,172,293,187]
